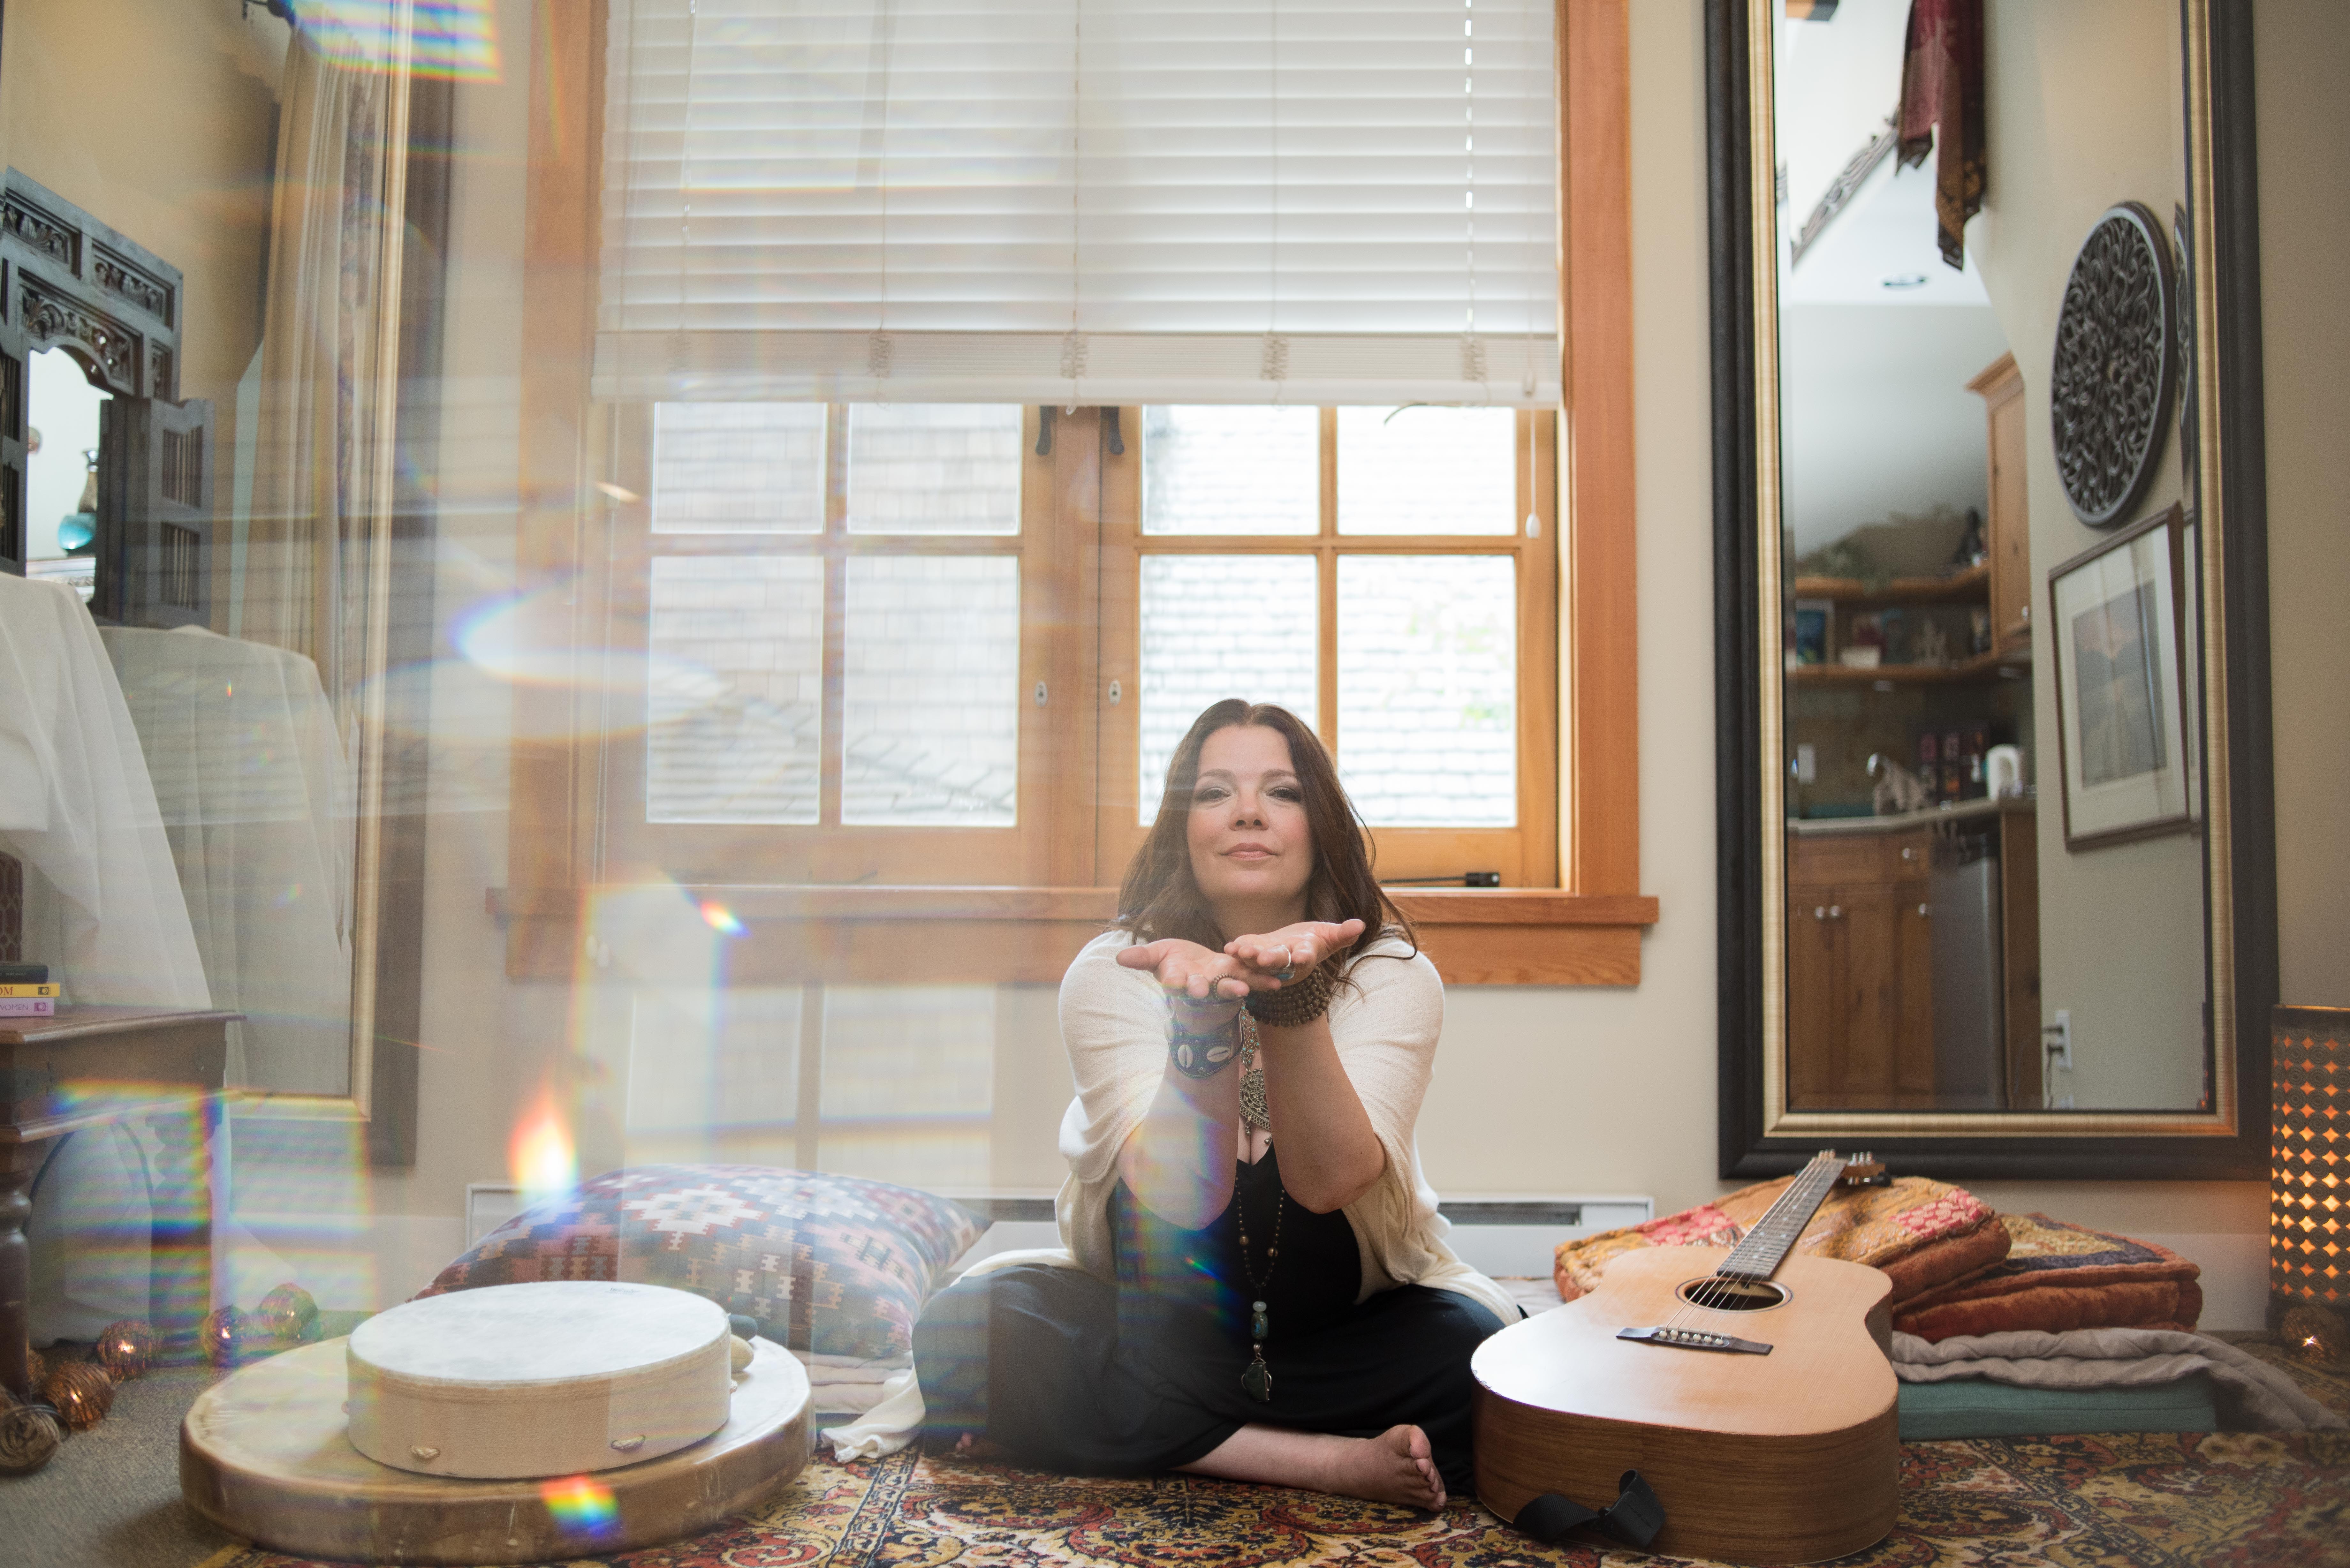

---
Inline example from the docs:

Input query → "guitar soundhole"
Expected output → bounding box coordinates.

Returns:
[1674,1278,1790,1313]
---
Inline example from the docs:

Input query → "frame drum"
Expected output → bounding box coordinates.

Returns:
[180,1334,811,1565]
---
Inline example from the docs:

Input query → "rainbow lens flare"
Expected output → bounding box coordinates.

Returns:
[509,1093,577,1205]
[540,1475,619,1540]
[698,900,747,936]
[303,0,502,82]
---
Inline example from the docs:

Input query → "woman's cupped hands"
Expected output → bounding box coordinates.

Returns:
[1118,919,1366,1015]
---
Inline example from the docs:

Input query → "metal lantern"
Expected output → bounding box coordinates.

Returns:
[201,1305,248,1368]
[2271,1006,2350,1308]
[95,1318,157,1380]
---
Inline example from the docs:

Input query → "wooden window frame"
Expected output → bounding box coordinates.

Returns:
[494,0,1652,986]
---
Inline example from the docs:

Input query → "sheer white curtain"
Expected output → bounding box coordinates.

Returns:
[244,17,410,732]
[598,0,1559,404]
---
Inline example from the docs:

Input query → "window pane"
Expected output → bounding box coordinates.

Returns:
[846,404,1022,535]
[843,555,1020,825]
[1336,405,1518,535]
[1139,554,1318,822]
[1338,555,1516,825]
[646,555,823,823]
[653,403,825,534]
[1142,405,1319,535]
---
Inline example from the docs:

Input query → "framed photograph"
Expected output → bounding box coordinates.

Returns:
[2048,506,2193,849]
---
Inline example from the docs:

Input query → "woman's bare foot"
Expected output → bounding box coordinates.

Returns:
[1177,1422,1447,1510]
[1321,1425,1446,1510]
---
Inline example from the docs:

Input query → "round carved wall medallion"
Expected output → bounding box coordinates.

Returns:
[2051,202,2178,527]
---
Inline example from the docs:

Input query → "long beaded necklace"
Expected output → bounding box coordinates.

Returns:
[1234,1013,1280,1401]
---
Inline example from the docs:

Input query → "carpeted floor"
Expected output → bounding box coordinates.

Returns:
[206,1418,2350,1568]
[6,1332,2347,1568]
[1,1363,243,1568]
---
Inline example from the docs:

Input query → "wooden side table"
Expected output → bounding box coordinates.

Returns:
[0,1005,238,1400]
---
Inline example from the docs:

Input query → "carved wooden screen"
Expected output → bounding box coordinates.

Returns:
[0,273,23,577]
[0,170,195,623]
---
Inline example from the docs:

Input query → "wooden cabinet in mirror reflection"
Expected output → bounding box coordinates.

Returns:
[1788,830,1934,1108]
[1788,809,2041,1112]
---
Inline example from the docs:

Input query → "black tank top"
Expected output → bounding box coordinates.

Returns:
[1109,1144,1361,1343]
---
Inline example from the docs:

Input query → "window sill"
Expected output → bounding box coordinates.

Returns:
[487,886,1659,986]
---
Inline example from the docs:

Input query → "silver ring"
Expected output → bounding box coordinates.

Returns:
[1273,966,1296,983]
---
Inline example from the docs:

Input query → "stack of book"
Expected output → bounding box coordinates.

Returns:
[0,961,58,1018]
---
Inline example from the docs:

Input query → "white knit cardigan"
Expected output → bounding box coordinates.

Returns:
[823,926,1520,1459]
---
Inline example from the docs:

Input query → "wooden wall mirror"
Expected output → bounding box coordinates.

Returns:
[0,24,449,1163]
[1711,0,2274,1179]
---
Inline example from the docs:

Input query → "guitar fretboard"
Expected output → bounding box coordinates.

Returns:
[1720,1153,1844,1281]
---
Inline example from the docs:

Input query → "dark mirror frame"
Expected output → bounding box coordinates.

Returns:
[1710,0,2275,1180]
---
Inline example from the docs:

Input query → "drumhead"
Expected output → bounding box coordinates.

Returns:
[350,1281,726,1387]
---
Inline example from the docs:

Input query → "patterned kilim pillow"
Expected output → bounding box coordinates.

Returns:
[413,1166,986,1361]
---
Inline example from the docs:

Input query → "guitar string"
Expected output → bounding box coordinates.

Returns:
[1673,1182,1789,1332]
[1665,1154,1839,1334]
[1715,1157,1839,1318]
[1688,1159,1833,1326]
[1666,1160,1816,1330]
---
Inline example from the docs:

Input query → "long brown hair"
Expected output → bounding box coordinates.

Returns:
[1115,701,1414,973]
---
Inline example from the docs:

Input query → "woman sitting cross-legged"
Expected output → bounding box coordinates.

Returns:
[911,699,1520,1509]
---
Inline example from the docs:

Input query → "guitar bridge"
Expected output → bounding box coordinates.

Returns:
[1618,1325,1772,1355]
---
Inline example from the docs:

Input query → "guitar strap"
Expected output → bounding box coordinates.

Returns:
[1508,1470,1666,1550]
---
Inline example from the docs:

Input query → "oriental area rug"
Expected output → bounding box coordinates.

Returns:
[201,1338,2350,1568]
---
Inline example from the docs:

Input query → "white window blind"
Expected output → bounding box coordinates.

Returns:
[599,0,1559,404]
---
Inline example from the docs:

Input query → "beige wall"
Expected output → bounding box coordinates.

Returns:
[0,0,285,440]
[363,0,2350,1330]
[1970,0,2202,1109]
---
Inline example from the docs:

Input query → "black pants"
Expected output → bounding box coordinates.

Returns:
[914,1262,1505,1492]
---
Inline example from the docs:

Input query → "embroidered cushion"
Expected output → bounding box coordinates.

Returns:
[1890,1214,2203,1342]
[1553,1173,2006,1305]
[413,1165,985,1361]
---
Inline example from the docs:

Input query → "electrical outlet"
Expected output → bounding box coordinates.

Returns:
[1795,743,1817,784]
[2045,1008,2073,1071]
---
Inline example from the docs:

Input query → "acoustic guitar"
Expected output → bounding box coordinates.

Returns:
[1472,1151,1899,1565]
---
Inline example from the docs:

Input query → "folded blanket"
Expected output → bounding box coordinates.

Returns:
[1894,1214,2202,1342]
[1554,1175,2005,1304]
[808,1380,898,1415]
[799,1351,909,1386]
[1893,1328,2345,1433]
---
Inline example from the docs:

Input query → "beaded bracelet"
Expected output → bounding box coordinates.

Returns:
[1244,962,1334,1028]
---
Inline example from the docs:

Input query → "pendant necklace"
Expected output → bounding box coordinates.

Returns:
[1235,1013,1279,1400]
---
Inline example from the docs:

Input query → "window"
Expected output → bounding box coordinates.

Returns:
[604,399,1553,889]
[505,0,1649,986]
